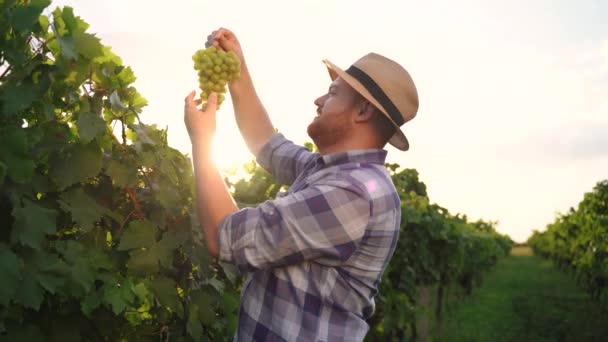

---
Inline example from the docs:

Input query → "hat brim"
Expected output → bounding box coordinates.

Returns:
[322,59,410,151]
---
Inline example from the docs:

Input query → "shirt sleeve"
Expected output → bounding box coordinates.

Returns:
[255,132,318,186]
[217,177,371,272]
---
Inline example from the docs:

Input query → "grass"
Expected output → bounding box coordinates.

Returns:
[435,247,608,342]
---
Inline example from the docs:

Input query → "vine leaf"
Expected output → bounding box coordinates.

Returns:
[50,142,102,190]
[0,79,39,116]
[150,277,183,318]
[125,236,175,275]
[54,240,113,295]
[220,261,240,285]
[105,159,137,187]
[117,220,156,251]
[103,281,135,315]
[191,289,217,326]
[81,290,103,316]
[76,109,107,143]
[11,199,58,250]
[110,90,128,111]
[57,36,78,59]
[59,188,106,231]
[0,244,24,306]
[74,33,104,59]
[12,250,68,310]
[126,248,158,274]
[0,128,35,183]
[12,0,51,33]
[187,304,203,342]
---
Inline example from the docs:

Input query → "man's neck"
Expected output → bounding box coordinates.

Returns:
[318,137,382,155]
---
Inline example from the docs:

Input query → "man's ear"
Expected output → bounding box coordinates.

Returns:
[354,101,376,123]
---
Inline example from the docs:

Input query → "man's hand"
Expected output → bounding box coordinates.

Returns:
[206,28,244,64]
[184,90,218,148]
[203,27,276,157]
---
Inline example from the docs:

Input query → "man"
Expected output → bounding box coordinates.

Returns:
[184,28,419,341]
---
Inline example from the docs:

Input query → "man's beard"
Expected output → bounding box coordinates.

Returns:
[306,115,349,152]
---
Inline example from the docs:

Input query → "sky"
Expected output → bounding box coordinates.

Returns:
[48,0,608,243]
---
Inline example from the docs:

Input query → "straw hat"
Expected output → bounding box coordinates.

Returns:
[322,53,419,151]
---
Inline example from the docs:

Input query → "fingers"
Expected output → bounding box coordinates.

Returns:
[205,30,221,48]
[205,31,215,48]
[186,91,204,113]
[205,28,236,51]
[184,90,195,104]
[218,27,234,39]
[203,92,218,112]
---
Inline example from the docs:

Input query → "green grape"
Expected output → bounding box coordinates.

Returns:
[199,62,210,70]
[192,45,241,109]
[227,51,238,59]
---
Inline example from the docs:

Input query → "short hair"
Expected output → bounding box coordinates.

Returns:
[352,92,396,145]
[372,110,397,145]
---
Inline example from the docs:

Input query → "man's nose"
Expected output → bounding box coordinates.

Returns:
[314,94,325,107]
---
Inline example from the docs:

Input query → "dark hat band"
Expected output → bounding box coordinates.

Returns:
[346,65,404,126]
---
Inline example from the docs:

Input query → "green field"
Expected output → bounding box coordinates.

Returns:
[435,247,607,342]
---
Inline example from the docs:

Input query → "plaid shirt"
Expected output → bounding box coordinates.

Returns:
[218,133,401,341]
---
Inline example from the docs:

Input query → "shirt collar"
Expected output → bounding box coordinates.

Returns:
[319,149,388,167]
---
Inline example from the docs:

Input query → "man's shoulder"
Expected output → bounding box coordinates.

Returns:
[311,163,397,202]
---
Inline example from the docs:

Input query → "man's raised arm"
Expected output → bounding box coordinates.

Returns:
[207,28,276,157]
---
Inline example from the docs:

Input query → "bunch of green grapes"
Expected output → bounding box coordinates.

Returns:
[192,46,241,109]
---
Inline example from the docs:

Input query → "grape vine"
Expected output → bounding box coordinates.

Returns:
[0,2,238,340]
[528,180,608,308]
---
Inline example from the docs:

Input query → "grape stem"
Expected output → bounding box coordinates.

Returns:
[125,187,145,219]
[118,209,137,231]
[121,120,126,145]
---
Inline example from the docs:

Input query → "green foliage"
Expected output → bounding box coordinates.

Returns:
[528,180,608,307]
[0,2,238,340]
[226,159,284,207]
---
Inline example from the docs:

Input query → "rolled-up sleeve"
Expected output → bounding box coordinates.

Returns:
[217,180,371,272]
[256,133,317,186]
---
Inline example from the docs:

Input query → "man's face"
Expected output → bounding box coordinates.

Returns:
[307,77,360,150]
